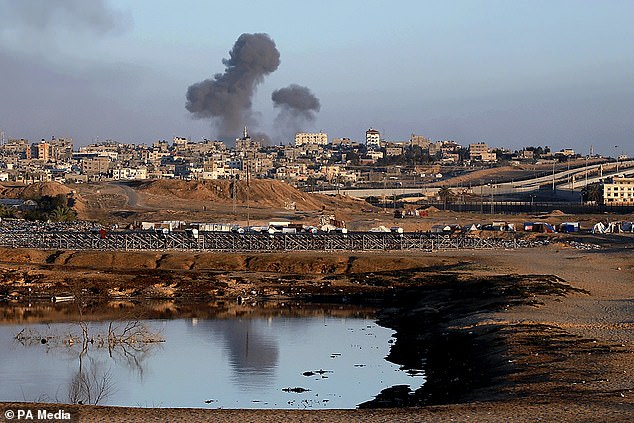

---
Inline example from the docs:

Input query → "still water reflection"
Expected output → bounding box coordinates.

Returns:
[0,314,424,409]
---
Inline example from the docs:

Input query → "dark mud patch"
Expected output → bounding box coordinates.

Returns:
[358,274,589,408]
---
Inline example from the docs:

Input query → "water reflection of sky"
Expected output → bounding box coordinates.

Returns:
[0,316,424,409]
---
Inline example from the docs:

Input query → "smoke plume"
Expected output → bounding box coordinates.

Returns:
[272,84,320,142]
[0,0,128,34]
[186,33,280,140]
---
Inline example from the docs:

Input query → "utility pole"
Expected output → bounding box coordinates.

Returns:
[490,181,494,214]
[480,183,483,214]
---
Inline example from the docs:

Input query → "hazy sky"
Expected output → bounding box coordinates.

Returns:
[0,0,632,156]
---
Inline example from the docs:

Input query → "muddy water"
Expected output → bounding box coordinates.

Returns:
[0,308,424,409]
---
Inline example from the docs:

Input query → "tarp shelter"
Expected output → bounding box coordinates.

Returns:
[524,222,556,233]
[462,224,479,231]
[592,222,606,234]
[559,222,580,233]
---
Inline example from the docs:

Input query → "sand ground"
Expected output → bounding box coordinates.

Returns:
[1,243,633,421]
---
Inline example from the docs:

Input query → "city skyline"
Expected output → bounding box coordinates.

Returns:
[0,1,632,157]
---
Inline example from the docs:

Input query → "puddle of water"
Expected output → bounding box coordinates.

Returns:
[0,315,424,409]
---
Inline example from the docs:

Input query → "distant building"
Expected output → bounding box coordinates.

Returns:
[111,167,148,180]
[49,137,74,162]
[518,150,534,160]
[555,148,576,158]
[603,177,634,205]
[410,134,431,149]
[81,157,111,175]
[365,128,380,150]
[295,132,328,146]
[173,136,188,149]
[331,137,353,147]
[469,142,497,162]
[27,141,51,161]
[236,127,261,152]
[384,142,405,157]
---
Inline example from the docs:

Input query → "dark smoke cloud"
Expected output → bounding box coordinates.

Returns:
[185,33,280,140]
[272,84,321,143]
[249,131,272,146]
[0,0,129,34]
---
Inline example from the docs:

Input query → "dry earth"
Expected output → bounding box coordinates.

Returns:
[0,243,633,421]
[1,180,633,421]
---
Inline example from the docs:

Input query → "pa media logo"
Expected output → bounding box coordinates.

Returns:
[3,408,72,421]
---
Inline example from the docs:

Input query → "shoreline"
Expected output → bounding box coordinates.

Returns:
[1,244,633,420]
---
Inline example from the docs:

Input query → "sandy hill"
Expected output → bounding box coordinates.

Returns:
[0,182,73,199]
[136,179,358,211]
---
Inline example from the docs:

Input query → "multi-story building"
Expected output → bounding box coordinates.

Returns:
[173,136,188,149]
[26,141,51,161]
[603,177,634,205]
[111,167,148,180]
[410,134,431,149]
[1,139,29,159]
[48,137,74,162]
[81,157,111,176]
[469,142,497,162]
[295,132,328,147]
[385,142,404,157]
[365,128,380,150]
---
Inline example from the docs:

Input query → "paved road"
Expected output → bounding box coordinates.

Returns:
[320,161,634,198]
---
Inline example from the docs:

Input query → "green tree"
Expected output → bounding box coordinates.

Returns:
[48,205,77,222]
[582,183,603,204]
[346,151,360,166]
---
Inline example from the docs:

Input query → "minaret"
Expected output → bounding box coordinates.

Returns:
[243,126,249,140]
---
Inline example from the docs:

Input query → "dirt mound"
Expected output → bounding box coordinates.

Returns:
[0,182,72,199]
[549,209,566,216]
[421,206,440,213]
[137,179,328,210]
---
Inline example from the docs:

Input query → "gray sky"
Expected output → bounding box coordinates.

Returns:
[0,0,632,157]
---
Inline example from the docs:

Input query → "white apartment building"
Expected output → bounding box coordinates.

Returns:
[295,132,328,146]
[366,128,381,149]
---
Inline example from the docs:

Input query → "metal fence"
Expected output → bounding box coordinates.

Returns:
[0,231,529,252]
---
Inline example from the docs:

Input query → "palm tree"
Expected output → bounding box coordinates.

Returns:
[582,183,602,204]
[437,186,454,209]
[48,205,77,222]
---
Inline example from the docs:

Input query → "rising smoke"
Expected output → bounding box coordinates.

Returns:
[271,84,321,143]
[185,33,280,141]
